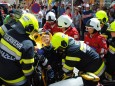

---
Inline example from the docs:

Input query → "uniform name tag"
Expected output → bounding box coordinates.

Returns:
[4,34,23,50]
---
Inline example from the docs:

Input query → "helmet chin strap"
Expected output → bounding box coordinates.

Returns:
[65,27,68,30]
[63,28,68,33]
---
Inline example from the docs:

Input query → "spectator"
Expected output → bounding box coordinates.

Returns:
[73,7,81,34]
[0,7,3,26]
[22,5,29,13]
[52,2,58,18]
[82,4,93,25]
[63,7,72,18]
[1,7,5,17]
[81,4,93,40]
[42,5,47,26]
[38,11,43,28]
[59,3,65,16]
[108,10,115,23]
[46,4,55,14]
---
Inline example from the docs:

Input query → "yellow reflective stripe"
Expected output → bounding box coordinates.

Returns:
[20,58,34,64]
[0,27,5,36]
[23,66,34,74]
[1,39,22,56]
[62,59,65,65]
[80,42,84,50]
[94,62,105,75]
[109,45,115,52]
[63,64,74,71]
[0,43,21,60]
[66,56,81,61]
[0,76,26,84]
[62,59,65,62]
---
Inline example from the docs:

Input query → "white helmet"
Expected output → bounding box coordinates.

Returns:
[58,15,72,28]
[86,18,101,31]
[46,11,56,21]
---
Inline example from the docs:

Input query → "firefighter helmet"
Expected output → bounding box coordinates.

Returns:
[58,15,72,28]
[95,10,108,24]
[86,18,101,31]
[19,13,39,34]
[51,32,69,50]
[46,11,56,21]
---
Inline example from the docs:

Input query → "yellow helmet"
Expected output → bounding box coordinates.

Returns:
[96,10,108,24]
[19,13,39,34]
[107,21,115,32]
[51,32,69,50]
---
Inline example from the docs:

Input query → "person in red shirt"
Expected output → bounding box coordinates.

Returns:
[84,18,108,58]
[43,11,62,35]
[63,7,72,18]
[57,15,79,40]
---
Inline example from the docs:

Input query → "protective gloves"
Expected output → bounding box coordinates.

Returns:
[47,68,54,79]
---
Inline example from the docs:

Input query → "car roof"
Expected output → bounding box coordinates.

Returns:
[0,3,10,6]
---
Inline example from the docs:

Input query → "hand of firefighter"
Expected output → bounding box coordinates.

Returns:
[34,52,46,62]
[34,52,48,67]
[47,68,54,79]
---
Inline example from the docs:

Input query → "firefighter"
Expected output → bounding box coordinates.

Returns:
[51,32,105,86]
[57,15,79,40]
[0,13,38,86]
[84,18,108,58]
[95,10,111,40]
[105,21,115,81]
[43,11,62,35]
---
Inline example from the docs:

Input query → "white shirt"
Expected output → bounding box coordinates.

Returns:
[38,11,43,23]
